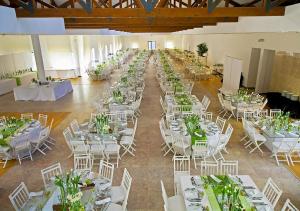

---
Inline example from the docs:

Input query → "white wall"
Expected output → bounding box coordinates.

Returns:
[0,35,32,55]
[184,32,300,87]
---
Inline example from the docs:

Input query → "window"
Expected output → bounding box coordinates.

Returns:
[148,41,156,50]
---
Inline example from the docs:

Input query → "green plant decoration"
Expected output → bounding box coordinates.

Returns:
[197,43,208,57]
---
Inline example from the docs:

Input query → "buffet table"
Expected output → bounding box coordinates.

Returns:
[13,80,73,101]
[0,79,17,95]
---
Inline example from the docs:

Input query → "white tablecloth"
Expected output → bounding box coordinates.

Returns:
[13,80,73,101]
[0,79,17,95]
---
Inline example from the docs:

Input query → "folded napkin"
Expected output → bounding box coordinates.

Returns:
[29,191,43,198]
[95,198,111,205]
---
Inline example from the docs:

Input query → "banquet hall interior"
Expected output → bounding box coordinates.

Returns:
[0,1,300,210]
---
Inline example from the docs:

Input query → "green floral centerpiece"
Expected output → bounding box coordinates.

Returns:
[175,94,192,106]
[184,114,206,145]
[54,170,84,211]
[95,63,107,75]
[0,117,29,146]
[94,114,110,135]
[120,76,128,86]
[202,175,254,211]
[261,111,293,133]
[112,89,124,104]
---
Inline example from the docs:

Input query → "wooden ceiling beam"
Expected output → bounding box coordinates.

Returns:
[64,17,238,24]
[65,23,210,28]
[15,7,285,18]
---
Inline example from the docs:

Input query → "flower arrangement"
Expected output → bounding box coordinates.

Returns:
[95,63,107,75]
[112,89,124,104]
[0,117,29,146]
[184,114,206,145]
[203,176,250,211]
[94,114,110,135]
[175,94,192,106]
[54,170,84,211]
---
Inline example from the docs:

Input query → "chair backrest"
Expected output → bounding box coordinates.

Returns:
[41,163,62,188]
[9,182,30,210]
[63,127,74,144]
[38,127,49,142]
[281,199,299,211]
[220,160,238,175]
[74,154,92,173]
[270,109,282,118]
[48,118,54,132]
[216,116,226,133]
[21,113,33,120]
[262,177,282,208]
[261,98,268,110]
[90,113,97,124]
[255,109,268,118]
[99,160,114,183]
[116,112,127,123]
[121,168,132,196]
[243,111,254,121]
[193,140,208,156]
[224,124,233,140]
[70,119,80,134]
[38,114,48,127]
[203,112,213,122]
[200,161,218,176]
[217,93,225,107]
[174,155,190,176]
[160,180,169,208]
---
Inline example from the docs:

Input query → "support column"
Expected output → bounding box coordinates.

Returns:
[31,35,46,82]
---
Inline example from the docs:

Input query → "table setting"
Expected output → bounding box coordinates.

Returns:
[180,175,273,211]
[0,117,42,156]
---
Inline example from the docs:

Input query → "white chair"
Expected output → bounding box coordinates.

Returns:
[173,156,190,194]
[14,142,33,165]
[160,95,167,116]
[105,141,121,168]
[45,118,55,146]
[38,114,48,128]
[89,141,105,165]
[98,160,114,183]
[9,182,30,210]
[203,112,213,122]
[21,113,33,120]
[255,109,268,118]
[0,147,11,168]
[243,110,255,121]
[218,123,233,154]
[262,178,282,208]
[270,109,282,118]
[41,163,62,189]
[222,100,236,119]
[281,199,299,211]
[271,140,298,166]
[159,119,173,156]
[245,125,267,155]
[110,168,132,204]
[70,119,83,136]
[240,118,250,143]
[215,116,226,133]
[31,127,51,155]
[220,160,238,175]
[74,154,92,174]
[200,161,218,176]
[172,133,191,157]
[120,119,137,157]
[217,93,226,115]
[161,180,185,211]
[192,140,208,169]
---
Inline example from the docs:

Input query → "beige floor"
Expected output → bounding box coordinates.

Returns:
[0,58,299,211]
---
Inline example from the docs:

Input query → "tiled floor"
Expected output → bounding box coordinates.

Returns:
[0,58,299,211]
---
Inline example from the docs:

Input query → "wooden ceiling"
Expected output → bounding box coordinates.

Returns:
[0,0,294,33]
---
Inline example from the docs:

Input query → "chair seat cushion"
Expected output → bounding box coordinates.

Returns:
[272,142,292,151]
[105,144,120,154]
[120,136,133,145]
[168,195,186,211]
[74,145,88,153]
[110,186,125,203]
[255,133,267,142]
[106,203,122,211]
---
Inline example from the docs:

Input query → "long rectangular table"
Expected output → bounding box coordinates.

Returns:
[13,80,73,101]
[180,175,273,211]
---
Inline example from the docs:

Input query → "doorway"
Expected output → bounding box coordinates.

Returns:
[148,41,156,50]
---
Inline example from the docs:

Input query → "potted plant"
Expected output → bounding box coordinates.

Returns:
[197,43,208,57]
